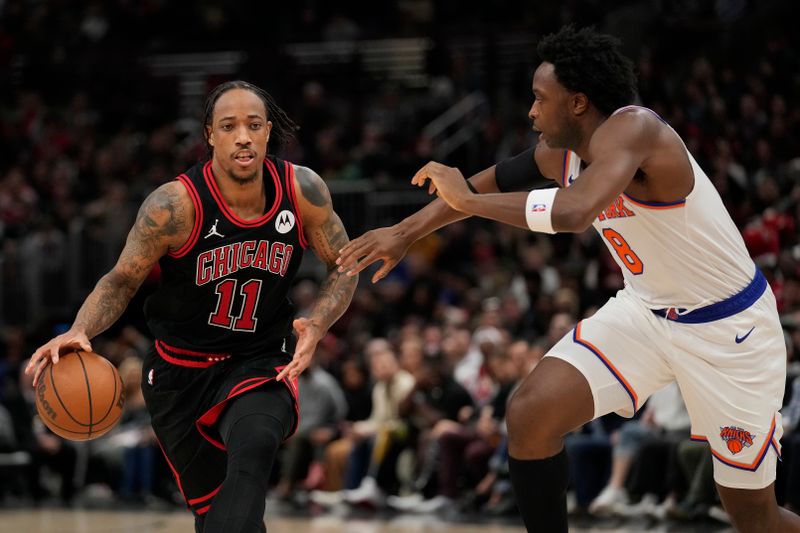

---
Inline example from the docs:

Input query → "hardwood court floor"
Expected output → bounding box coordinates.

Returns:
[0,508,734,533]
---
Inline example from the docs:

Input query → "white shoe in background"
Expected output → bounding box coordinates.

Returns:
[343,476,384,505]
[309,489,345,507]
[413,495,454,513]
[387,493,425,511]
[616,493,659,518]
[588,486,628,516]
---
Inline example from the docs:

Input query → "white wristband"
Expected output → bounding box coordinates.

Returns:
[525,188,558,234]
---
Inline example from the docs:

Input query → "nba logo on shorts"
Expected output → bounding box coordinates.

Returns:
[147,368,155,386]
[719,425,754,455]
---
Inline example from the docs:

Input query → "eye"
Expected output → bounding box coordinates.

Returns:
[221,123,233,132]
[250,123,262,130]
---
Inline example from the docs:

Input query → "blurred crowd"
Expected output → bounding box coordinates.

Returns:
[1,0,799,528]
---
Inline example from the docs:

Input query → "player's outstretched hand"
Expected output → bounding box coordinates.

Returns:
[411,161,471,211]
[277,318,320,382]
[337,225,412,284]
[26,330,92,387]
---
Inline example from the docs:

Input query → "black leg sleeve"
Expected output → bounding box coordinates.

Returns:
[203,385,295,533]
[508,448,569,533]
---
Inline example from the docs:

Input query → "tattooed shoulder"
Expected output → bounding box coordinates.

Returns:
[133,181,194,252]
[293,165,330,208]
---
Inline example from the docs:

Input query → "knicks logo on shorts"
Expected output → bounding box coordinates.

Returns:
[719,426,755,455]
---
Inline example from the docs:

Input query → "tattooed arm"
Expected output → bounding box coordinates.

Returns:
[277,165,357,382]
[26,181,194,385]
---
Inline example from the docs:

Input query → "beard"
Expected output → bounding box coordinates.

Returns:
[544,115,582,150]
[230,170,259,184]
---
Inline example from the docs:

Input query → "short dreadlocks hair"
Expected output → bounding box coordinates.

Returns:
[537,26,637,116]
[202,80,298,160]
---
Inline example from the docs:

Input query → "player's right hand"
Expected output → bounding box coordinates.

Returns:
[27,330,92,387]
[336,225,411,283]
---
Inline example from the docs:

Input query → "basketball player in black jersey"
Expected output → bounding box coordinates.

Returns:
[27,81,358,532]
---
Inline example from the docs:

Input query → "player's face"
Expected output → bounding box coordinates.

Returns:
[207,88,273,183]
[528,62,579,150]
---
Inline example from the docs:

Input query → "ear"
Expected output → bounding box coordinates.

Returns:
[205,126,214,147]
[572,93,590,116]
[265,120,273,143]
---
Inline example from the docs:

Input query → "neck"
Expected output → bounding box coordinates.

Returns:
[571,110,608,162]
[210,158,264,210]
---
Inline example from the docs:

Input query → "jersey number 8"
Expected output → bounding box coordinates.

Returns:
[602,228,644,275]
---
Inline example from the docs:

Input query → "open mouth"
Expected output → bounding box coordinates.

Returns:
[234,152,256,166]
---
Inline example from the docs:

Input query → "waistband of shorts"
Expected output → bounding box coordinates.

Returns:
[154,339,232,368]
[652,268,767,324]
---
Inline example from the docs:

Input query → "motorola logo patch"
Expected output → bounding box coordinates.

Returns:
[275,210,296,234]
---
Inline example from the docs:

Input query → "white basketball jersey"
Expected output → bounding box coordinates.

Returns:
[563,108,755,310]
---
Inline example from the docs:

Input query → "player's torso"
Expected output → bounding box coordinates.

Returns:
[564,116,754,309]
[144,156,306,354]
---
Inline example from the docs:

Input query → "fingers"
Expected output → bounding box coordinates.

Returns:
[346,250,380,277]
[276,360,305,382]
[411,164,431,187]
[276,365,290,382]
[292,317,309,332]
[32,357,49,388]
[26,351,40,375]
[50,346,60,365]
[372,259,397,284]
[337,239,371,273]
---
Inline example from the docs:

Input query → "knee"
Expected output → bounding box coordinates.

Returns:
[720,487,783,533]
[506,390,555,449]
[725,504,780,533]
[229,417,281,468]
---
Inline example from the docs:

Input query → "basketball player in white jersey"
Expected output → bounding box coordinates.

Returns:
[337,26,798,533]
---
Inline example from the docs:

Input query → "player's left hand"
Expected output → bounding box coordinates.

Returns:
[411,161,472,211]
[276,317,321,382]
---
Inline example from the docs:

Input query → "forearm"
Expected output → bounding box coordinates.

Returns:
[457,191,531,229]
[72,270,140,338]
[399,166,499,242]
[307,269,357,334]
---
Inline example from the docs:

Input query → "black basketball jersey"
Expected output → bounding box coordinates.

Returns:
[144,156,307,356]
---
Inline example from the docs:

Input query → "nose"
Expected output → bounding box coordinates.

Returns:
[528,101,538,121]
[235,125,252,146]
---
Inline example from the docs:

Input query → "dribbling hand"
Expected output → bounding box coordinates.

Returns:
[26,330,92,387]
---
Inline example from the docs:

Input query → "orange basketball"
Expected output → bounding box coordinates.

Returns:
[35,350,125,441]
[726,439,743,454]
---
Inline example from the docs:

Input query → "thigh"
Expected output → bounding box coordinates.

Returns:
[545,289,675,419]
[143,350,228,515]
[218,383,296,445]
[669,291,785,490]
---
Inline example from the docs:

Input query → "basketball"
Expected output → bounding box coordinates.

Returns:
[35,350,125,441]
[726,439,743,454]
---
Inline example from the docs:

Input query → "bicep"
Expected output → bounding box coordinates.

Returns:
[112,183,192,285]
[293,165,351,268]
[567,141,645,214]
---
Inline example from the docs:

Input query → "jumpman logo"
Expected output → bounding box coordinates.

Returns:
[205,219,225,239]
